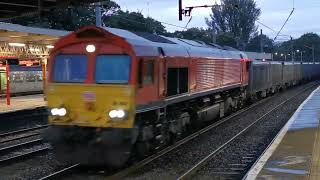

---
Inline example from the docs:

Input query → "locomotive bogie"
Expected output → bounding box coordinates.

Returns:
[44,125,136,167]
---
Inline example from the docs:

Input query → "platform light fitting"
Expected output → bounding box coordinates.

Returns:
[29,48,41,52]
[46,45,54,49]
[8,43,26,47]
[86,44,96,53]
[9,35,22,38]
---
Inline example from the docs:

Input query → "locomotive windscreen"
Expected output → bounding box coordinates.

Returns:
[53,54,131,84]
[95,55,131,84]
[53,55,88,83]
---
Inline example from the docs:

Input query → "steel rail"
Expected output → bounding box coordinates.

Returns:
[0,138,43,153]
[0,133,40,144]
[176,83,317,180]
[0,147,50,164]
[0,125,48,138]
[38,164,80,180]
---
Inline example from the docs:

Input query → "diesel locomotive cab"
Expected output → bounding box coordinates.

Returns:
[44,27,139,167]
[49,53,135,128]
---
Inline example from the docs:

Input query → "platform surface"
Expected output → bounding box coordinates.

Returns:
[0,94,46,113]
[246,86,320,180]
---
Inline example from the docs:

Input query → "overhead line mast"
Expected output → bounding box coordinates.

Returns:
[178,0,217,21]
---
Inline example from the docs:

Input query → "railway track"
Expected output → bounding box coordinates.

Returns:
[108,82,318,180]
[38,164,80,180]
[0,125,50,166]
[0,125,48,143]
[36,82,318,180]
[110,100,272,179]
[176,83,318,179]
[0,137,50,165]
[36,92,274,180]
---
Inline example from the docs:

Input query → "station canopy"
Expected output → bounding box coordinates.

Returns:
[0,23,69,64]
[0,0,100,20]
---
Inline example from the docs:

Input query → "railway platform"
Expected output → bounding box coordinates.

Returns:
[245,86,320,179]
[0,94,46,114]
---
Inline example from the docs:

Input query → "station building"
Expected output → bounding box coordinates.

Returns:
[0,23,68,97]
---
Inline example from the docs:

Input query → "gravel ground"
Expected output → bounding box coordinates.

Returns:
[0,130,62,180]
[121,82,318,180]
[0,151,65,180]
[193,83,317,180]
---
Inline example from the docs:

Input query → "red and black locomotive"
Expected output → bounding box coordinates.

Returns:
[44,26,320,167]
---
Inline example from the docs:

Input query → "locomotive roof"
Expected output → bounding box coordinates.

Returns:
[103,27,247,60]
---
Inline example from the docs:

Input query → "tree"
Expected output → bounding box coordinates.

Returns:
[169,28,213,43]
[275,33,320,62]
[246,33,274,53]
[104,11,166,34]
[206,0,261,49]
[216,33,238,48]
[10,1,120,31]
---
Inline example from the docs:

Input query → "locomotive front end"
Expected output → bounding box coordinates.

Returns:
[44,27,138,167]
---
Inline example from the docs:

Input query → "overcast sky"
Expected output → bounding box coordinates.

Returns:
[113,0,320,40]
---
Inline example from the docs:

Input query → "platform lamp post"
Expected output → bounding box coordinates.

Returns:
[281,53,285,62]
[296,50,303,63]
[5,60,10,106]
[274,52,278,61]
[304,45,315,63]
[41,58,47,101]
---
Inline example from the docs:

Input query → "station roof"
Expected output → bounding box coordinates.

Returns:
[0,22,69,45]
[0,23,69,59]
[0,0,99,21]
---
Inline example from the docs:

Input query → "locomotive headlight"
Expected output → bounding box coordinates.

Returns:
[108,110,118,118]
[86,44,96,53]
[58,108,67,116]
[51,108,59,116]
[108,109,127,119]
[50,108,67,117]
[116,110,126,118]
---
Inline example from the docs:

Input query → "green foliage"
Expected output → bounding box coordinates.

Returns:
[10,1,167,35]
[275,33,320,62]
[11,1,120,31]
[168,28,242,48]
[104,11,166,34]
[246,33,274,53]
[169,28,213,43]
[216,33,238,47]
[206,0,261,49]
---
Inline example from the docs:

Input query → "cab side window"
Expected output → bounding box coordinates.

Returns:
[143,60,154,85]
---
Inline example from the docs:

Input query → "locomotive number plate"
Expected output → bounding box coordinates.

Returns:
[83,91,96,102]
